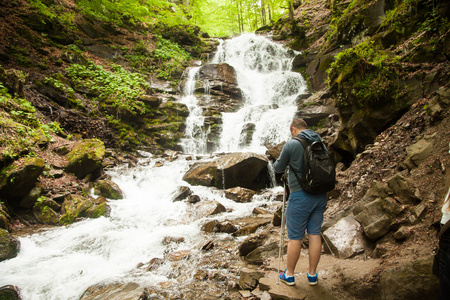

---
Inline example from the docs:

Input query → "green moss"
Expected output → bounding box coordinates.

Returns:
[327,40,403,109]
[87,202,110,218]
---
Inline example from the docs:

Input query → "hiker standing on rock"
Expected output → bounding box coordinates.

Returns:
[273,118,331,286]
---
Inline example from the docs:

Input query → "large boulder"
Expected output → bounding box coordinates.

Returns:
[65,139,105,179]
[196,63,243,104]
[354,197,403,241]
[379,255,439,299]
[0,229,20,262]
[33,200,60,225]
[182,152,270,190]
[387,174,420,204]
[0,157,45,205]
[322,215,367,258]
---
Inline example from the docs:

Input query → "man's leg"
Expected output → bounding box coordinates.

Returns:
[286,239,302,277]
[308,234,321,275]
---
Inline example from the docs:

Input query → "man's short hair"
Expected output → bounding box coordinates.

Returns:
[291,118,308,130]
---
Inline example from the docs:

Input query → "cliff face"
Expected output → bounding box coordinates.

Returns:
[264,0,449,161]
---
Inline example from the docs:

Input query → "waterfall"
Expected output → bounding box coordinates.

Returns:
[213,33,306,154]
[179,67,209,154]
[0,34,306,300]
[180,33,306,155]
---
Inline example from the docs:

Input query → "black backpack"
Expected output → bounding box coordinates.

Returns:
[289,137,336,194]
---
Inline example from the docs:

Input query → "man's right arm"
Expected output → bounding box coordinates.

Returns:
[273,141,291,173]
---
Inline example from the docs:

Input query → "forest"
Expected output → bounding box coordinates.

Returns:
[0,0,449,298]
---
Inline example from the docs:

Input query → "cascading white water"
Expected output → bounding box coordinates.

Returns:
[212,33,306,153]
[0,34,305,299]
[179,67,209,154]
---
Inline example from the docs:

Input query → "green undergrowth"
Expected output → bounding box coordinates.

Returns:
[66,61,150,117]
[0,82,64,161]
[122,35,191,80]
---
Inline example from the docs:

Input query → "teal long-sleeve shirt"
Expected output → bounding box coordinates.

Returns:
[273,129,322,193]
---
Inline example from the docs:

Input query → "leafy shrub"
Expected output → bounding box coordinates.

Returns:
[152,35,191,79]
[66,61,150,116]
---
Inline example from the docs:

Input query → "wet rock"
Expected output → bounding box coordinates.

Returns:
[233,220,271,237]
[201,220,237,234]
[202,220,220,233]
[65,139,105,179]
[323,215,367,258]
[162,236,185,245]
[197,63,243,103]
[253,207,269,215]
[224,187,256,203]
[403,134,436,169]
[0,229,20,262]
[165,250,191,261]
[60,194,109,224]
[201,240,214,251]
[0,285,21,300]
[354,197,403,241]
[0,157,45,205]
[187,194,201,204]
[239,268,264,290]
[379,255,439,300]
[80,282,144,300]
[264,141,285,161]
[171,186,193,202]
[93,180,124,200]
[195,200,227,217]
[146,257,164,271]
[86,202,111,219]
[182,152,270,190]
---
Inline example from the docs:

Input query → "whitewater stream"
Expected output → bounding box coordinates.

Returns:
[0,33,307,299]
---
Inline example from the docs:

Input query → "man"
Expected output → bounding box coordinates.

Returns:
[273,118,328,286]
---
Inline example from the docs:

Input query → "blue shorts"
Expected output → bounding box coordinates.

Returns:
[285,190,327,240]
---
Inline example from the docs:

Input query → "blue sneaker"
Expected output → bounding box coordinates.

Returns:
[307,270,318,285]
[279,269,295,286]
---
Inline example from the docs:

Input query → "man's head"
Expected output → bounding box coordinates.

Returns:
[290,118,307,137]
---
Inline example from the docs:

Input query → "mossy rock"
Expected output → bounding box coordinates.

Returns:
[86,202,111,218]
[33,202,60,225]
[65,139,105,179]
[0,157,45,203]
[93,180,124,200]
[60,194,94,225]
[0,285,21,300]
[0,229,20,262]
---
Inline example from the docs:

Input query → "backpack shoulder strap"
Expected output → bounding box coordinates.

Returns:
[292,136,309,149]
